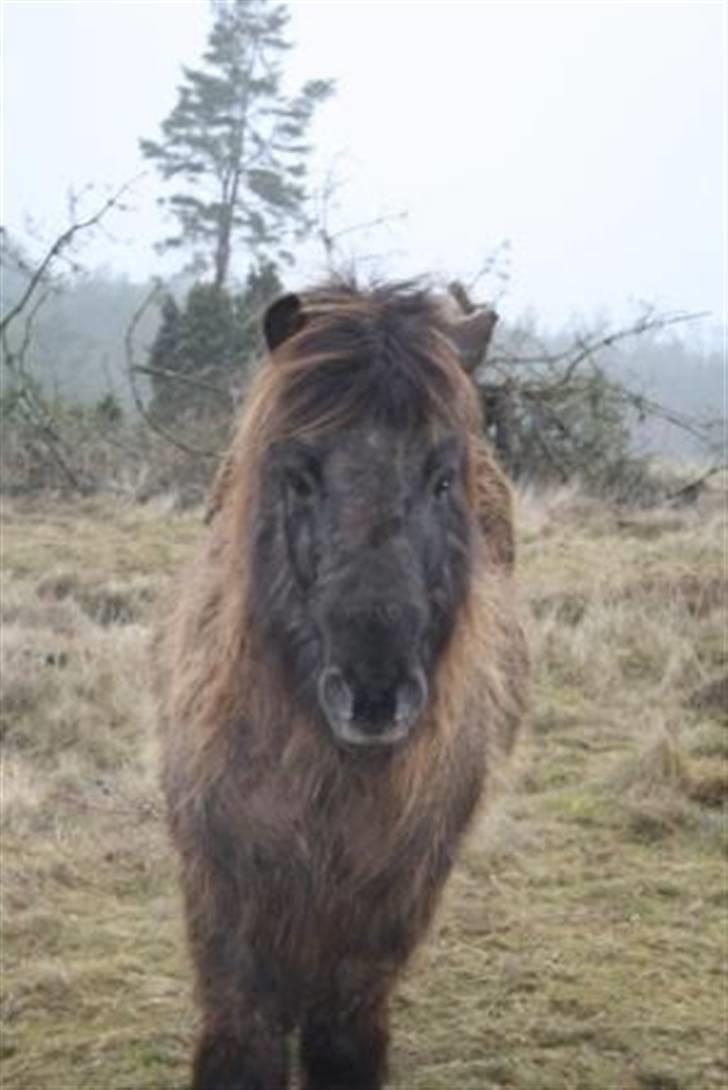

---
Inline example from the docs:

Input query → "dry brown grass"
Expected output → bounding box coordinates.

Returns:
[1,483,725,1088]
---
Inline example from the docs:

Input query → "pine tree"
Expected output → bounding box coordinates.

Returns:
[147,264,283,422]
[140,0,333,288]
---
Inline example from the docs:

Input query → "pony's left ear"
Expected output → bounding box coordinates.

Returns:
[263,293,306,353]
[446,308,498,374]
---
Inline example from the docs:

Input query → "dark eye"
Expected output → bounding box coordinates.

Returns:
[433,470,454,498]
[285,467,316,500]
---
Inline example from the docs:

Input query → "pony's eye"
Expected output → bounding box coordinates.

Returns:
[433,471,454,498]
[285,468,315,500]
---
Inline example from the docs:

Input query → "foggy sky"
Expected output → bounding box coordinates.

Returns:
[2,1,724,335]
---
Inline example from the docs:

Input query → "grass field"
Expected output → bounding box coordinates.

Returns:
[1,485,726,1089]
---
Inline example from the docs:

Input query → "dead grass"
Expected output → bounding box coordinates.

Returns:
[1,485,726,1088]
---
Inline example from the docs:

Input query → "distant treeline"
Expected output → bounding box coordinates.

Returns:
[3,269,721,458]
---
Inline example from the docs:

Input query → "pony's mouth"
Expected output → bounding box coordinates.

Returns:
[317,665,428,749]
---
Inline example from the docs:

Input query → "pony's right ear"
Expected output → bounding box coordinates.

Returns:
[263,293,306,353]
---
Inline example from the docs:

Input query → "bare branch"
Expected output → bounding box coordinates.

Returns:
[312,170,407,271]
[9,389,84,490]
[666,464,727,503]
[1,175,142,337]
[493,310,709,381]
[132,363,233,400]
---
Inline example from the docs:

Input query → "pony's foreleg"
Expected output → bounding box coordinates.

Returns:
[299,981,391,1090]
[182,872,289,1090]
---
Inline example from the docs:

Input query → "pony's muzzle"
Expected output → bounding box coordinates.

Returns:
[318,665,428,749]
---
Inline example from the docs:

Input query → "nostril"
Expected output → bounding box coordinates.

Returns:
[346,670,427,731]
[352,686,397,728]
[318,667,354,723]
[395,669,428,726]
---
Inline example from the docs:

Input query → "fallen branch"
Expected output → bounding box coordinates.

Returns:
[666,464,727,504]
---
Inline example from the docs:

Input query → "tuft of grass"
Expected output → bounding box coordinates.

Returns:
[687,673,728,720]
[36,570,161,626]
[607,723,692,797]
[686,760,728,808]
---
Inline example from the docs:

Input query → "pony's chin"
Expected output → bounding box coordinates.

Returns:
[327,717,416,751]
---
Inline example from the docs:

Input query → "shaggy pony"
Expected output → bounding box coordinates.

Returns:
[154,280,528,1090]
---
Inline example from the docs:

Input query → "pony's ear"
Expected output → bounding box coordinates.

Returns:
[442,281,498,373]
[263,293,305,353]
[446,308,498,374]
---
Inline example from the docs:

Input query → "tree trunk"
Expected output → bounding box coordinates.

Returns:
[213,160,243,290]
[213,214,232,290]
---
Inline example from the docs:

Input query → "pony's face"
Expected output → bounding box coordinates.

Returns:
[260,421,472,749]
[247,284,497,751]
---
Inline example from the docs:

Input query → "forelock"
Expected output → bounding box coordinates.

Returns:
[265,279,478,439]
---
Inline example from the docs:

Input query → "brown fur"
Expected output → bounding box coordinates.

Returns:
[154,282,529,1089]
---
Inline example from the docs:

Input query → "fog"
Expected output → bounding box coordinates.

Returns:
[3,1,724,333]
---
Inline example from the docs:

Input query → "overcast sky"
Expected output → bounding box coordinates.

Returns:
[2,0,725,335]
